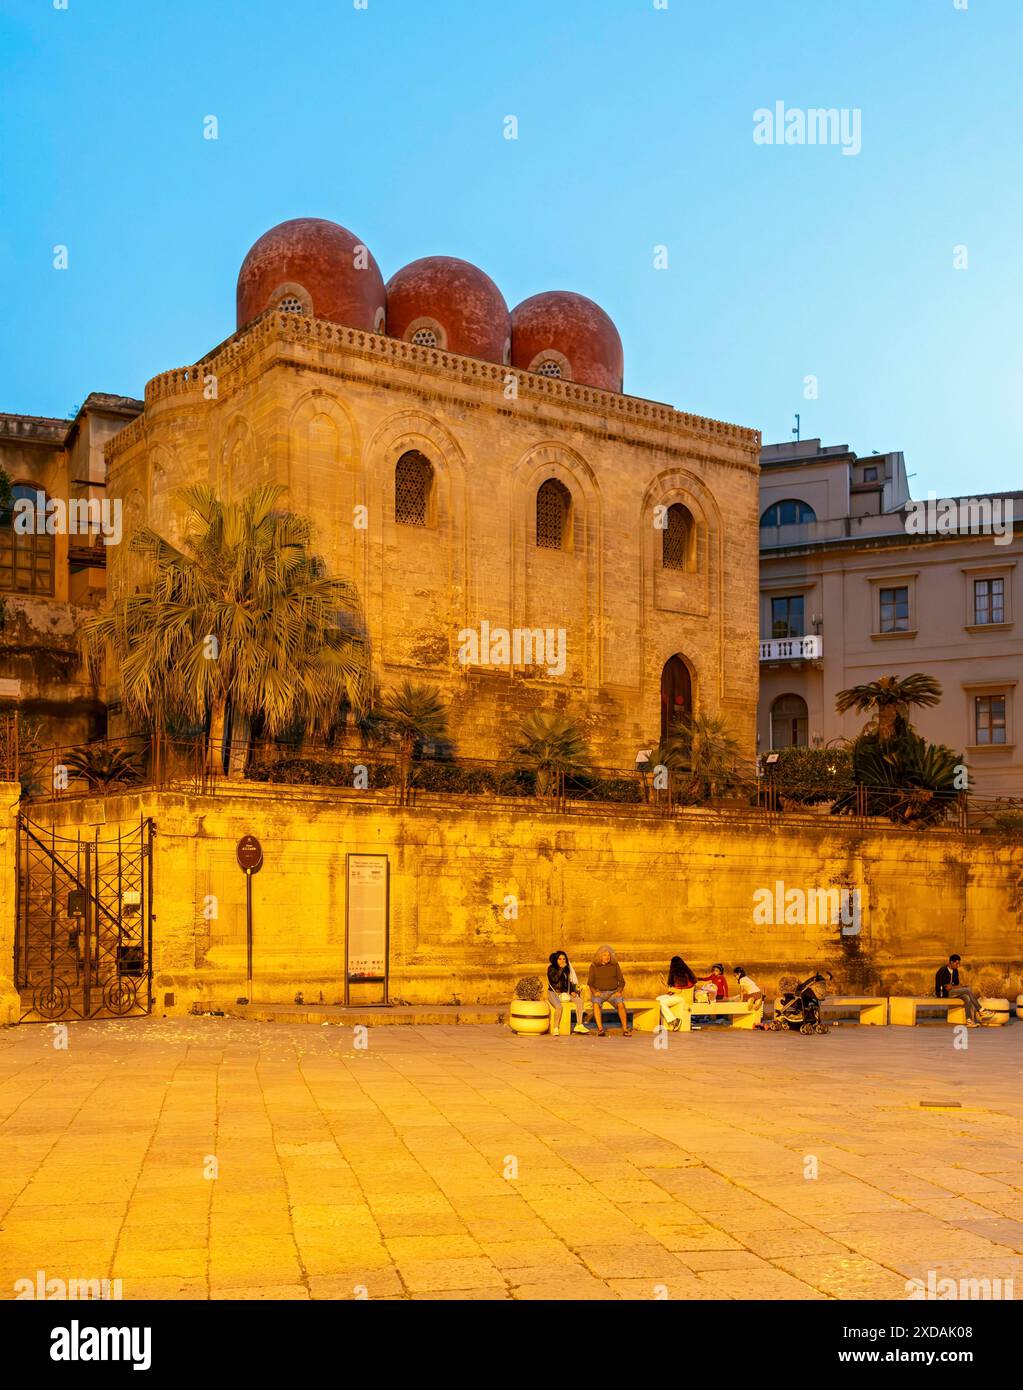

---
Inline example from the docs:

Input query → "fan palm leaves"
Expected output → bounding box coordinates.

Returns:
[79,483,368,773]
[655,711,744,803]
[63,743,143,789]
[832,730,962,825]
[835,674,942,743]
[511,711,590,797]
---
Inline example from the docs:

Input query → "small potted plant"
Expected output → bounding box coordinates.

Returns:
[509,975,550,1034]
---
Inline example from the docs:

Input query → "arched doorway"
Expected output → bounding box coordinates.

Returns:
[770,693,808,749]
[660,655,692,741]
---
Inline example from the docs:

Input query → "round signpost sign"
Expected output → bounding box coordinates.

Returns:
[236,835,263,873]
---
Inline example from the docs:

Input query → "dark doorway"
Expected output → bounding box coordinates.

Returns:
[660,655,692,742]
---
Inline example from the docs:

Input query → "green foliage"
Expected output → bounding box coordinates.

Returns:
[63,743,143,789]
[992,809,1023,835]
[514,976,544,1002]
[511,711,590,797]
[79,484,367,756]
[0,467,12,519]
[835,674,942,743]
[378,679,450,758]
[246,757,395,789]
[832,729,962,825]
[653,711,745,804]
[764,745,853,805]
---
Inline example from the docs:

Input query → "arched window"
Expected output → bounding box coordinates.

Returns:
[394,451,433,527]
[662,503,693,571]
[536,479,571,551]
[771,693,808,749]
[760,499,817,529]
[410,327,438,347]
[278,295,304,314]
[0,484,53,595]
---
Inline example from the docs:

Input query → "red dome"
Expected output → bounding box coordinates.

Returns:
[511,291,623,392]
[236,217,385,332]
[385,256,510,364]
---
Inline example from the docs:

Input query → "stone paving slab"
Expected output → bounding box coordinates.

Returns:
[0,1018,1021,1301]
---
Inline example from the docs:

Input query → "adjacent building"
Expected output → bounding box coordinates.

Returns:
[758,437,1023,794]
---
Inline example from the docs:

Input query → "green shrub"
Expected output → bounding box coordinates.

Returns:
[246,758,395,789]
[992,810,1023,835]
[764,746,852,804]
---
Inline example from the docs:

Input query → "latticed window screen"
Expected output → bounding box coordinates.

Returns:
[662,503,691,570]
[536,359,562,378]
[278,296,304,313]
[536,479,570,550]
[0,485,53,595]
[411,328,438,347]
[395,452,432,527]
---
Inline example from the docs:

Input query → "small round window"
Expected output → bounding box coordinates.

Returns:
[411,328,439,347]
[536,359,562,378]
[278,296,304,314]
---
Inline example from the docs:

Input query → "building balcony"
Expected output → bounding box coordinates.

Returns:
[759,635,822,662]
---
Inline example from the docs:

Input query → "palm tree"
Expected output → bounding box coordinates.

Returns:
[511,711,590,798]
[832,730,961,825]
[378,680,449,801]
[835,674,942,744]
[656,711,744,804]
[80,483,367,775]
[63,743,143,790]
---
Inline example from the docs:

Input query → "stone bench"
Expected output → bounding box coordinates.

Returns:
[631,995,760,1033]
[819,995,888,1026]
[889,996,968,1027]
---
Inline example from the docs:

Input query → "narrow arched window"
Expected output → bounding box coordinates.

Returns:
[662,503,692,571]
[0,483,53,595]
[536,479,571,551]
[394,451,432,527]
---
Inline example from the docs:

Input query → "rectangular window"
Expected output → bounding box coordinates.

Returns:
[863,466,878,482]
[973,577,1005,625]
[771,595,805,639]
[975,695,1006,745]
[879,586,909,633]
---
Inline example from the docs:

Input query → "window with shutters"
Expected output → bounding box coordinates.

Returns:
[395,452,433,527]
[0,484,53,595]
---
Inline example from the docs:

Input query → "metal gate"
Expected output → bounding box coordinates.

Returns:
[14,815,154,1023]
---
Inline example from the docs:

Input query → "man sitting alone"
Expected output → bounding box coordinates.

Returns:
[935,953,993,1028]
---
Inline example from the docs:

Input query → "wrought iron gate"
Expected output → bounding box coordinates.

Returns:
[14,815,154,1022]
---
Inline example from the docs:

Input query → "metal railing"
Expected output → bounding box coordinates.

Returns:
[5,725,1023,835]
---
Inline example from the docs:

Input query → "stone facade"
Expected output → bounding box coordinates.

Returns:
[19,784,1023,1018]
[103,312,761,766]
[0,397,142,747]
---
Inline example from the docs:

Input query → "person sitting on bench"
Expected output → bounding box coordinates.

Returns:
[547,950,590,1036]
[657,955,696,1030]
[733,965,764,1009]
[588,945,630,1037]
[697,962,728,1002]
[935,953,991,1028]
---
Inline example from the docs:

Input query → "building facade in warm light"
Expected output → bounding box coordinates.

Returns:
[95,216,761,765]
[758,438,1023,794]
[0,395,142,745]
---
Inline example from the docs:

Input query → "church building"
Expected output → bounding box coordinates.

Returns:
[6,217,761,765]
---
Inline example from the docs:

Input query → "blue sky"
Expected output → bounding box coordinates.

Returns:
[2,0,1021,495]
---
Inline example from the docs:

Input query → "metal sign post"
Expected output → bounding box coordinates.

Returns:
[236,835,263,1003]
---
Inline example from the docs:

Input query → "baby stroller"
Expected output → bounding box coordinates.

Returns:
[771,971,832,1034]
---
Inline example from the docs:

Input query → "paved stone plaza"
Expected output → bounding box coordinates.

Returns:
[1,1018,1021,1301]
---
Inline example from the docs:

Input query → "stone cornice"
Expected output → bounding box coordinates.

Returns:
[106,311,761,467]
[0,414,69,447]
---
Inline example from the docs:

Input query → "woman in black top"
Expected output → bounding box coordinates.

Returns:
[547,950,589,1035]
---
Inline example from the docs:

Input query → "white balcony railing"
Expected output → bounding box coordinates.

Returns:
[759,635,823,662]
